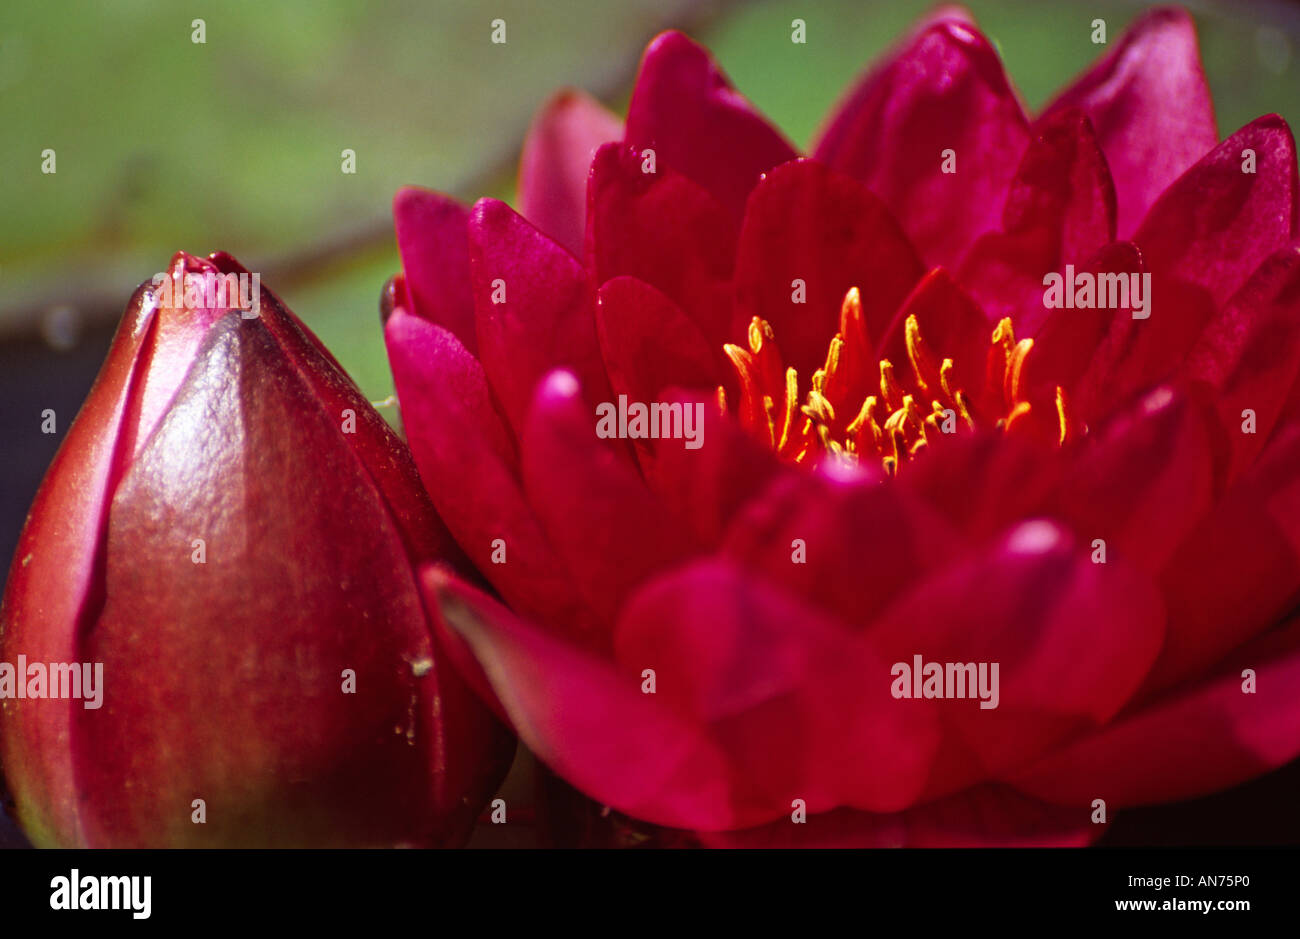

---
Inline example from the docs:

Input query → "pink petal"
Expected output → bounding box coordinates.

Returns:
[733,159,924,377]
[467,198,613,436]
[1042,7,1218,238]
[393,187,477,354]
[812,17,1030,268]
[586,142,738,353]
[521,370,700,625]
[519,89,622,257]
[624,31,798,222]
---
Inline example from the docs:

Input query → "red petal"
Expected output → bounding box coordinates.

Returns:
[1042,7,1218,238]
[865,520,1165,795]
[1181,243,1300,482]
[614,559,940,818]
[429,569,739,831]
[519,89,622,257]
[1013,615,1300,808]
[957,108,1117,336]
[1144,422,1300,693]
[1048,386,1214,575]
[699,784,1098,848]
[384,309,597,637]
[467,198,612,436]
[812,18,1030,268]
[393,187,477,354]
[624,31,798,222]
[521,371,700,626]
[1133,115,1299,308]
[586,143,738,353]
[733,159,924,378]
[722,461,961,630]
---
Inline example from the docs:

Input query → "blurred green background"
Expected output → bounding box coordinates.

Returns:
[0,0,1298,849]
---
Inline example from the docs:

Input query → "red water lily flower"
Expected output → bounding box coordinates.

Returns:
[384,7,1300,845]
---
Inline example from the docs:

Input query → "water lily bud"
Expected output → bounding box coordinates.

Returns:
[0,251,513,847]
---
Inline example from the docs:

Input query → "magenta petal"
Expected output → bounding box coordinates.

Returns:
[699,785,1098,848]
[865,520,1165,793]
[1133,115,1299,308]
[586,143,738,353]
[733,159,924,377]
[614,559,940,817]
[812,17,1030,268]
[393,187,477,354]
[1048,386,1214,576]
[623,31,798,221]
[384,309,596,637]
[467,198,612,436]
[646,395,785,547]
[519,89,622,257]
[1013,616,1300,809]
[1042,7,1218,238]
[1181,243,1300,482]
[429,570,739,831]
[1145,422,1300,693]
[723,462,961,630]
[521,371,700,626]
[957,108,1117,336]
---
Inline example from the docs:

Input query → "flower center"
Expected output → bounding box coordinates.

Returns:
[721,287,1073,474]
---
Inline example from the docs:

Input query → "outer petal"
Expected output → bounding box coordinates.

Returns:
[1042,7,1218,238]
[1012,615,1300,808]
[586,143,738,354]
[733,159,924,377]
[521,371,700,626]
[614,559,940,820]
[957,108,1117,336]
[393,187,477,354]
[624,31,798,222]
[1133,115,1299,309]
[384,308,597,638]
[1144,422,1300,693]
[467,198,612,436]
[1046,386,1214,575]
[698,784,1098,848]
[1180,243,1300,482]
[865,520,1165,795]
[519,89,622,257]
[812,17,1030,268]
